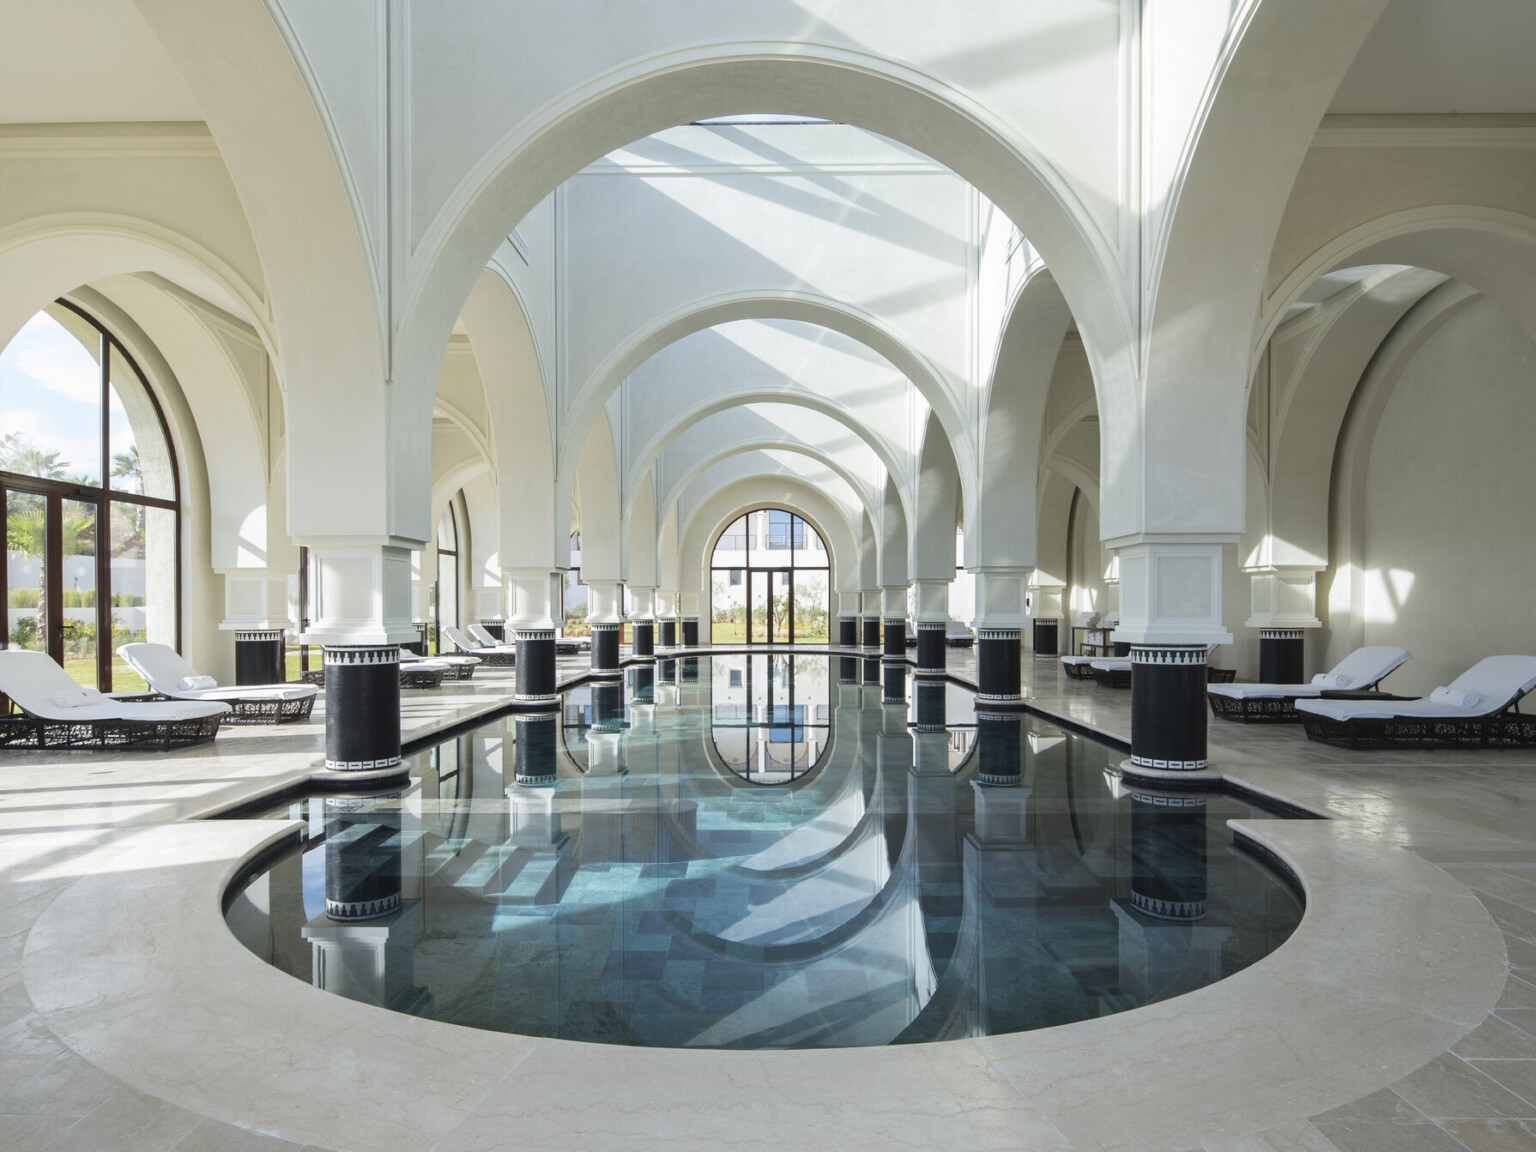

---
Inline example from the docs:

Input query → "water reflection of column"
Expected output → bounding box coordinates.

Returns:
[975,711,1024,787]
[882,662,908,708]
[629,664,655,705]
[1113,789,1228,1004]
[1129,792,1207,921]
[587,680,626,775]
[910,680,950,775]
[513,713,558,785]
[322,793,403,920]
[302,791,428,1011]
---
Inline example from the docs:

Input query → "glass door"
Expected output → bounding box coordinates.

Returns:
[748,570,771,644]
[769,569,792,642]
[1,483,100,687]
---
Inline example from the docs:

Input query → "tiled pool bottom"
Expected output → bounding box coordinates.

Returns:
[224,653,1303,1049]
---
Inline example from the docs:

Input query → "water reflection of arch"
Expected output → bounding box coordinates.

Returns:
[704,653,834,787]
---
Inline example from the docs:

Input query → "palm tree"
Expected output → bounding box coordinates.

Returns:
[0,432,67,480]
[6,493,94,652]
[111,445,141,493]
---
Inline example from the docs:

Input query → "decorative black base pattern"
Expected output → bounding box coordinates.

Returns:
[862,618,881,648]
[323,646,402,771]
[882,617,906,661]
[1129,647,1208,770]
[977,629,1022,703]
[1259,629,1305,685]
[1032,619,1059,657]
[838,617,858,647]
[516,630,557,704]
[234,631,284,686]
[591,622,621,676]
[915,622,945,675]
[633,621,654,659]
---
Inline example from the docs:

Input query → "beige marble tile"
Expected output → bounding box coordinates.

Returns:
[171,1116,309,1151]
[1457,1019,1536,1060]
[1203,1119,1344,1151]
[40,1086,202,1152]
[1439,1117,1536,1151]
[1393,1054,1536,1120]
[0,1111,78,1152]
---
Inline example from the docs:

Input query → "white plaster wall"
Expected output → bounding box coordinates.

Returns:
[1339,297,1536,694]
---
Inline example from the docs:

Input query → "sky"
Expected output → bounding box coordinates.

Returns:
[0,310,138,486]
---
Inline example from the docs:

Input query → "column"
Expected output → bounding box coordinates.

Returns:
[298,539,416,772]
[218,569,293,685]
[881,585,906,662]
[1246,568,1321,684]
[505,567,558,710]
[973,568,1028,708]
[679,591,700,647]
[1103,554,1129,655]
[630,587,656,661]
[836,591,860,648]
[913,579,947,678]
[658,589,678,649]
[588,580,622,678]
[512,711,558,785]
[861,588,882,650]
[1027,572,1064,657]
[473,584,505,641]
[974,710,1024,786]
[1114,542,1232,774]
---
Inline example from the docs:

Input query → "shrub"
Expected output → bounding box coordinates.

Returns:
[8,588,38,609]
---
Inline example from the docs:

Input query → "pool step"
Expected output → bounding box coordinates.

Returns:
[445,840,574,905]
[425,838,489,887]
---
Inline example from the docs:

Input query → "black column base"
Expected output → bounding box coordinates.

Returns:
[882,617,906,662]
[882,662,907,705]
[862,617,881,649]
[659,619,677,648]
[1032,619,1059,657]
[862,656,882,685]
[912,680,947,731]
[629,664,655,703]
[838,617,858,648]
[632,621,655,659]
[659,657,677,683]
[234,630,284,686]
[513,713,558,784]
[681,618,699,647]
[680,656,699,683]
[977,628,1023,706]
[590,622,621,677]
[1130,792,1208,920]
[1259,629,1305,684]
[1130,646,1209,770]
[838,656,860,683]
[915,622,945,676]
[323,794,404,919]
[514,629,558,709]
[323,646,402,771]
[478,621,505,642]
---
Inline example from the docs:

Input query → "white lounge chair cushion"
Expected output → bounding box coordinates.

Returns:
[1090,658,1132,672]
[1297,655,1536,721]
[1210,646,1412,701]
[179,683,317,703]
[1060,656,1097,667]
[179,675,218,691]
[400,650,480,667]
[0,650,228,722]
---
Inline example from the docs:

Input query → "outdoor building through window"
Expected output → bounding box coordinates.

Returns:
[0,302,180,690]
[710,509,829,644]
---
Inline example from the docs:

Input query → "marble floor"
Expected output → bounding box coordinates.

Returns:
[2,648,1535,1151]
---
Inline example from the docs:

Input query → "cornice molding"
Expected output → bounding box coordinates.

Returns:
[0,121,217,158]
[1314,114,1536,150]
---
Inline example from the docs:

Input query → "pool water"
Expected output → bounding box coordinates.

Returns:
[225,654,1303,1049]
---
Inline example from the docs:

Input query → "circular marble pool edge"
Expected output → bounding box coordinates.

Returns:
[18,787,1507,1152]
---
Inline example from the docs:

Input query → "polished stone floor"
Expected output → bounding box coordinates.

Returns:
[1,647,1534,1150]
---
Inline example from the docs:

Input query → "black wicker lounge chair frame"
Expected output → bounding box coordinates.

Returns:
[303,666,448,689]
[1301,697,1536,750]
[1209,687,1405,724]
[0,711,223,750]
[1063,661,1097,680]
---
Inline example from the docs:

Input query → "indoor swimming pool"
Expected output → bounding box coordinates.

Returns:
[224,653,1304,1050]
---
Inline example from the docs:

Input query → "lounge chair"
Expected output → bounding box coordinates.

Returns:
[443,625,517,666]
[118,642,317,724]
[1090,644,1233,688]
[1208,646,1412,723]
[946,621,975,648]
[1296,655,1536,749]
[301,651,454,689]
[0,650,228,750]
[555,632,591,656]
[1060,655,1099,680]
[401,647,480,681]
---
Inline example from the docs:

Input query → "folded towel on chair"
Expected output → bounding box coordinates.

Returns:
[178,675,218,691]
[52,687,103,708]
[1429,685,1480,709]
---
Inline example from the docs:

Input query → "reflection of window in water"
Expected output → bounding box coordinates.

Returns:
[709,654,830,783]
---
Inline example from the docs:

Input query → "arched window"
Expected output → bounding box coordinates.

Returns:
[434,495,462,654]
[710,509,829,644]
[1,302,180,690]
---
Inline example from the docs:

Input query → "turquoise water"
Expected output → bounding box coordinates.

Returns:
[225,654,1302,1049]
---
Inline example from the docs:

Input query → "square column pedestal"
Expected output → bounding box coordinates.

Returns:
[974,568,1029,708]
[297,540,419,775]
[1027,575,1064,657]
[1112,542,1233,779]
[218,569,295,685]
[504,568,561,709]
[913,580,948,677]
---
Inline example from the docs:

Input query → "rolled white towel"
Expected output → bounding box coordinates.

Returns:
[51,686,103,708]
[1429,685,1480,709]
[178,675,218,691]
[1311,672,1352,689]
